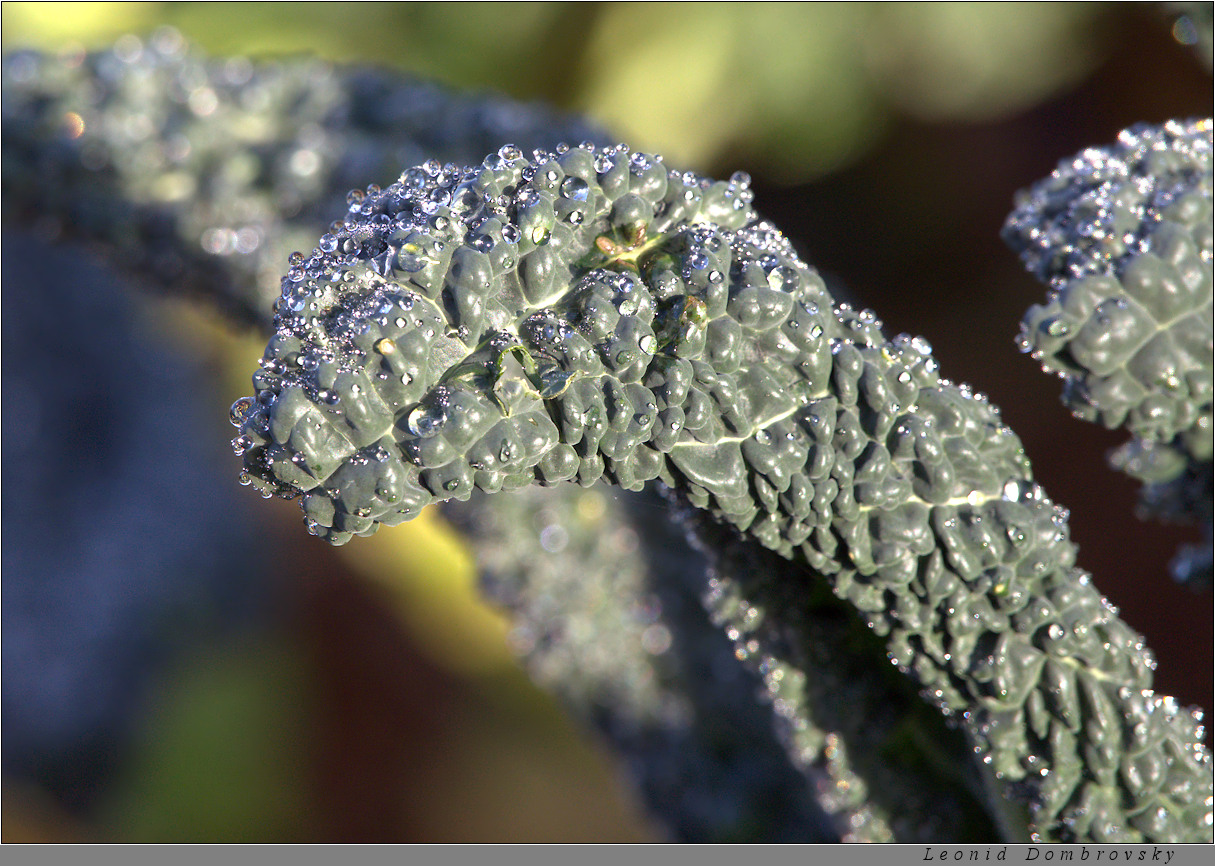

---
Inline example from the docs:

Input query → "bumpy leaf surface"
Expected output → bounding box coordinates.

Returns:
[665,492,1000,842]
[235,143,1212,842]
[448,482,997,842]
[1003,119,1213,588]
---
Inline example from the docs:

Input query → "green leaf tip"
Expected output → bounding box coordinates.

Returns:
[1004,118,1213,446]
[232,144,786,543]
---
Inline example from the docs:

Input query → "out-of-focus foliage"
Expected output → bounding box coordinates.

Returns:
[577,2,1104,178]
[861,4,1103,121]
[96,634,314,843]
[1,231,267,811]
[338,507,515,675]
[1,2,1112,181]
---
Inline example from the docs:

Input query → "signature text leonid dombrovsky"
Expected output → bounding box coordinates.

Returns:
[923,847,1177,863]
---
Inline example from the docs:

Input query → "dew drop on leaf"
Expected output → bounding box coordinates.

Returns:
[560,176,589,202]
[407,403,447,438]
[229,396,255,427]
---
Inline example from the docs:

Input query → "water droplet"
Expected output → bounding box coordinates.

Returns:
[229,396,255,427]
[560,176,589,202]
[638,334,657,354]
[451,186,482,215]
[407,403,447,438]
[399,167,427,190]
[396,250,426,272]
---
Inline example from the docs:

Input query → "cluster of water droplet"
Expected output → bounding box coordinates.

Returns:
[232,142,771,542]
[1004,119,1213,287]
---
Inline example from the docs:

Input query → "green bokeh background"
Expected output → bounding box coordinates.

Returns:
[0,1,1114,179]
[2,1,1210,843]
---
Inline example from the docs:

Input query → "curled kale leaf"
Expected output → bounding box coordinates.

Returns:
[234,142,1213,843]
[1003,120,1213,588]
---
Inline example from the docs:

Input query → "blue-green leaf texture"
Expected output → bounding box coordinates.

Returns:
[1003,120,1213,589]
[234,142,1213,843]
